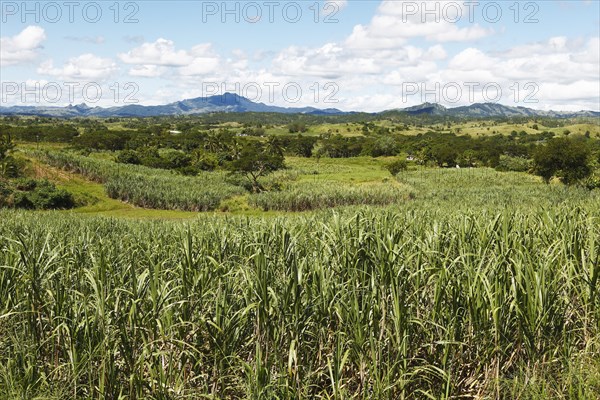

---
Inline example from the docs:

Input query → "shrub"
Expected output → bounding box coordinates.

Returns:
[0,180,12,207]
[13,178,38,191]
[12,191,34,209]
[26,180,75,209]
[495,155,531,172]
[385,159,408,176]
[116,150,141,165]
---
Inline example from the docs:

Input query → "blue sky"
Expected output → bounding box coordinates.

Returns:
[1,0,599,111]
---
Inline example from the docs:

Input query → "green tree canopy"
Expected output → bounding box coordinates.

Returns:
[227,143,285,192]
[533,138,591,185]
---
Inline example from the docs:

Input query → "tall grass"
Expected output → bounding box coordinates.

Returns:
[1,206,598,398]
[30,150,245,211]
[249,181,413,211]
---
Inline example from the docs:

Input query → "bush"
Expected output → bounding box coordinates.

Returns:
[163,150,192,169]
[288,123,308,133]
[13,178,38,191]
[385,159,408,176]
[116,150,141,165]
[495,155,531,172]
[4,179,75,210]
[193,151,219,171]
[12,191,34,209]
[27,180,75,209]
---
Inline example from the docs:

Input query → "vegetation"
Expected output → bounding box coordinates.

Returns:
[533,137,592,184]
[8,178,74,209]
[0,114,599,399]
[227,141,286,192]
[0,134,75,209]
[1,205,599,399]
[385,158,408,176]
[0,133,23,179]
[249,181,411,211]
[32,150,245,211]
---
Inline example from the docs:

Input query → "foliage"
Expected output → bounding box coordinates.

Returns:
[32,150,245,211]
[288,122,308,133]
[73,130,132,151]
[115,149,141,165]
[0,133,23,179]
[2,179,74,209]
[385,159,408,176]
[495,155,532,172]
[0,124,79,143]
[533,138,591,184]
[0,206,598,398]
[249,181,410,211]
[227,143,285,192]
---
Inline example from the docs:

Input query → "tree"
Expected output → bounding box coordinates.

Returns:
[0,133,15,161]
[385,159,408,176]
[288,123,308,134]
[116,150,141,165]
[265,136,285,158]
[228,143,285,192]
[533,138,591,185]
[457,149,478,167]
[431,144,458,167]
[0,133,21,179]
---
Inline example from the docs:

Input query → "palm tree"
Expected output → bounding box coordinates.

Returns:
[204,131,221,153]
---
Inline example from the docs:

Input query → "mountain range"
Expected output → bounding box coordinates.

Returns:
[0,93,598,118]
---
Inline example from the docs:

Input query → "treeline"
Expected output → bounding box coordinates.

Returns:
[317,131,560,167]
[0,124,79,142]
[14,124,598,180]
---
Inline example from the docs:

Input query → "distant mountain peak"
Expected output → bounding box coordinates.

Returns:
[395,102,599,118]
[0,97,598,118]
[67,102,89,109]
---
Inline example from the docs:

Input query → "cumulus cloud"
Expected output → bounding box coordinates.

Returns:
[0,26,46,66]
[5,1,597,111]
[119,39,221,77]
[119,38,192,66]
[345,0,491,50]
[37,54,118,81]
[325,0,348,14]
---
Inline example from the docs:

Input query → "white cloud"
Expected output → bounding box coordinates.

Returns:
[326,0,348,13]
[37,54,118,81]
[120,39,221,77]
[345,0,491,50]
[0,26,46,66]
[119,38,192,66]
[4,2,598,112]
